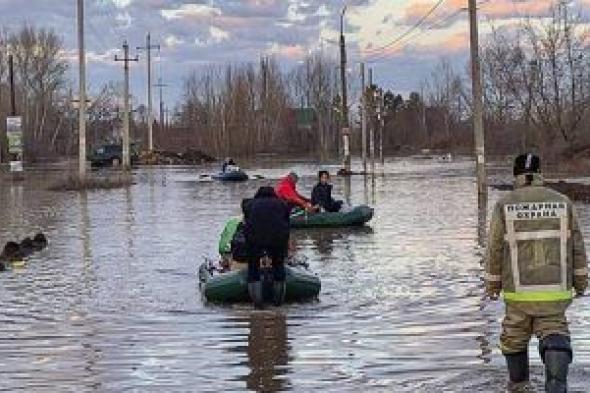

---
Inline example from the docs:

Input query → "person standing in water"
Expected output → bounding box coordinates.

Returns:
[244,187,291,307]
[486,153,588,392]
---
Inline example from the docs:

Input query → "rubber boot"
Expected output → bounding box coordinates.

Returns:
[505,352,529,387]
[272,281,286,306]
[544,350,569,393]
[248,281,263,309]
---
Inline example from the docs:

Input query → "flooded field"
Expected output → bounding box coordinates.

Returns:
[1,157,589,392]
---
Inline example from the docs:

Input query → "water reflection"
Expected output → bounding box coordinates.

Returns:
[343,175,351,206]
[477,191,488,247]
[79,191,96,297]
[124,187,135,258]
[245,311,290,392]
[296,227,375,257]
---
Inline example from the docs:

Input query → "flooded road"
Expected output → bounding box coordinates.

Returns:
[1,158,589,392]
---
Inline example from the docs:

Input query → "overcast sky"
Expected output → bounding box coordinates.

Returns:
[1,0,589,108]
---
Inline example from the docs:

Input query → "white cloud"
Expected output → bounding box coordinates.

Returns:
[164,35,184,48]
[161,4,222,20]
[210,26,230,42]
[112,0,133,8]
[194,26,230,47]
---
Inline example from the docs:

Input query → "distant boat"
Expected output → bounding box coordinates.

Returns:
[211,166,249,182]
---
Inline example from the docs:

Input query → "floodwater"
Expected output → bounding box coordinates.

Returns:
[0,157,589,392]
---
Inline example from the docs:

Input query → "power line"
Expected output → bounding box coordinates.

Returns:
[366,12,462,63]
[372,8,466,62]
[363,0,447,57]
[363,0,492,63]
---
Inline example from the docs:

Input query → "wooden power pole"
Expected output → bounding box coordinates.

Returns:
[77,0,87,180]
[469,0,487,244]
[360,63,367,173]
[369,68,375,174]
[154,78,168,134]
[137,33,159,152]
[340,6,350,172]
[115,41,138,170]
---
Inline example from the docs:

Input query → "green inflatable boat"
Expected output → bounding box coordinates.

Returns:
[199,260,321,304]
[290,205,374,229]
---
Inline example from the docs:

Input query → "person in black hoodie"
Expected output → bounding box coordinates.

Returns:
[244,186,291,307]
[311,171,343,213]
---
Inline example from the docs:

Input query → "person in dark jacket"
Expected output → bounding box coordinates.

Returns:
[311,171,343,213]
[32,233,48,251]
[20,237,35,258]
[222,157,237,173]
[244,186,291,307]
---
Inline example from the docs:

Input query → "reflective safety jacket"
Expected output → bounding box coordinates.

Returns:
[485,174,588,315]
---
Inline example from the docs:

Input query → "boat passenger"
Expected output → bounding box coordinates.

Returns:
[311,171,343,213]
[0,241,23,267]
[222,157,237,173]
[32,233,48,251]
[244,186,290,307]
[19,237,35,258]
[275,172,315,212]
[218,199,251,270]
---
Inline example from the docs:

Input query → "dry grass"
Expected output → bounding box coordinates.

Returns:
[49,174,134,191]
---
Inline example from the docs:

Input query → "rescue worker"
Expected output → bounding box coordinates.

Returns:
[275,171,315,212]
[311,170,343,213]
[486,153,588,393]
[244,186,290,307]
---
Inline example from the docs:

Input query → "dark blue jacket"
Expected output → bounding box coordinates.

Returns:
[244,189,290,248]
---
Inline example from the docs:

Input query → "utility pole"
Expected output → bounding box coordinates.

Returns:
[137,33,159,152]
[340,6,350,172]
[8,54,15,116]
[154,78,168,134]
[77,0,87,180]
[378,89,384,166]
[115,41,138,170]
[421,86,428,147]
[469,0,487,245]
[360,63,367,173]
[369,68,375,174]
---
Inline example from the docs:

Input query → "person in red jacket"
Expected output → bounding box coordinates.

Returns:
[275,172,315,212]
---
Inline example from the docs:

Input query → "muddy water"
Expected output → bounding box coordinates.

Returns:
[0,158,589,392]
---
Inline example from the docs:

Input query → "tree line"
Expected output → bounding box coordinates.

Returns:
[1,1,587,163]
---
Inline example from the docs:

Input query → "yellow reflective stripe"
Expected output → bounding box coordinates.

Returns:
[485,272,501,282]
[503,290,572,302]
[574,267,589,276]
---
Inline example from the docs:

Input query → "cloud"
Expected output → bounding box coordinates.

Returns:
[0,0,578,106]
[164,35,184,48]
[161,4,222,20]
[267,43,307,60]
